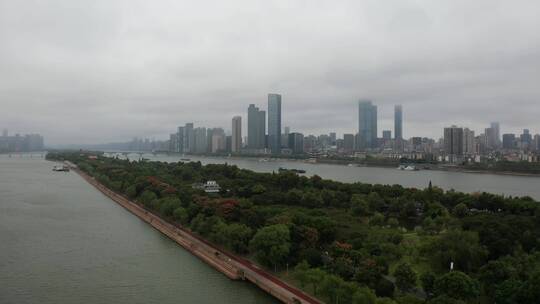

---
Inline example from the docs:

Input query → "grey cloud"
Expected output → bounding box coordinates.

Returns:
[0,0,539,145]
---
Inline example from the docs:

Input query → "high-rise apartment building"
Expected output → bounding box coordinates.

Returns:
[268,94,282,154]
[343,134,355,152]
[288,132,304,154]
[193,127,207,153]
[183,123,194,153]
[394,105,403,140]
[176,126,184,153]
[490,122,501,147]
[247,104,266,150]
[231,116,242,153]
[382,130,392,140]
[502,134,516,149]
[358,100,377,149]
[463,128,475,155]
[444,126,464,159]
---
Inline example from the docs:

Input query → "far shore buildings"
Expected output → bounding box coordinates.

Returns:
[0,130,44,152]
[161,99,540,165]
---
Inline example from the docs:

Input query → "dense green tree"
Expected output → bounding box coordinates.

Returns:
[421,229,487,272]
[352,287,377,304]
[139,190,158,206]
[351,194,370,216]
[292,260,310,288]
[249,224,291,268]
[222,223,253,253]
[452,203,468,218]
[305,268,326,296]
[173,207,189,224]
[420,271,436,298]
[394,262,417,292]
[427,295,465,304]
[434,271,479,301]
[370,213,385,227]
[158,197,182,217]
[494,279,522,304]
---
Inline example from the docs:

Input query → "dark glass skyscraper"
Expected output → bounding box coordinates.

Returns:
[247,104,266,150]
[394,104,402,140]
[268,94,282,154]
[358,100,377,149]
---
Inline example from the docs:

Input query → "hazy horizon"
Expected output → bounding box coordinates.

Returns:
[1,1,539,145]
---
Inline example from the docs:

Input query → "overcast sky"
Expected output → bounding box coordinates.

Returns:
[1,0,539,145]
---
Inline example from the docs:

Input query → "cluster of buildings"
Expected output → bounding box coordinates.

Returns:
[165,96,540,164]
[0,129,44,153]
[443,124,540,163]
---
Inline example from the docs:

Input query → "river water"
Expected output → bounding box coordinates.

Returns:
[135,153,540,200]
[0,155,277,304]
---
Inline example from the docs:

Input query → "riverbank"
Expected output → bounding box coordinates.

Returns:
[70,165,322,304]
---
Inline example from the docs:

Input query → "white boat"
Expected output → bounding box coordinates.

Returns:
[52,165,70,172]
[398,164,419,171]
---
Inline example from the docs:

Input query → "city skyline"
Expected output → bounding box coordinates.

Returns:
[1,1,539,145]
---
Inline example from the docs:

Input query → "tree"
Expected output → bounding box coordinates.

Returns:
[305,268,326,296]
[319,274,346,304]
[420,271,436,298]
[351,194,370,216]
[452,203,468,218]
[434,271,479,301]
[173,207,189,224]
[249,224,291,269]
[387,218,399,228]
[494,279,522,304]
[293,260,310,288]
[427,295,465,304]
[158,197,182,217]
[367,192,386,212]
[421,229,487,272]
[125,184,137,198]
[222,223,253,253]
[370,213,385,227]
[394,263,417,292]
[478,260,514,297]
[352,287,377,304]
[139,190,157,206]
[375,278,395,298]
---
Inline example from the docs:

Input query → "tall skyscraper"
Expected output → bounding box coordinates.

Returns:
[231,116,242,153]
[394,105,403,140]
[444,126,464,159]
[329,132,336,145]
[268,93,282,154]
[382,130,392,140]
[463,128,475,155]
[490,122,500,147]
[177,126,184,153]
[288,133,304,154]
[343,134,355,152]
[183,123,194,153]
[502,133,516,149]
[247,104,266,150]
[358,100,377,149]
[521,129,532,148]
[193,127,207,153]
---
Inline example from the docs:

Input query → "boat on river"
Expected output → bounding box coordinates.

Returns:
[52,165,70,172]
[398,164,419,171]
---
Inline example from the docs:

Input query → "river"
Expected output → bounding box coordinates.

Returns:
[131,153,540,200]
[0,155,277,304]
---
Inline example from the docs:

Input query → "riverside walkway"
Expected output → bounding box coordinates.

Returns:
[72,166,322,304]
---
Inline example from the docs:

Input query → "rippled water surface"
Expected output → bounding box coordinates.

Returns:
[0,155,277,304]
